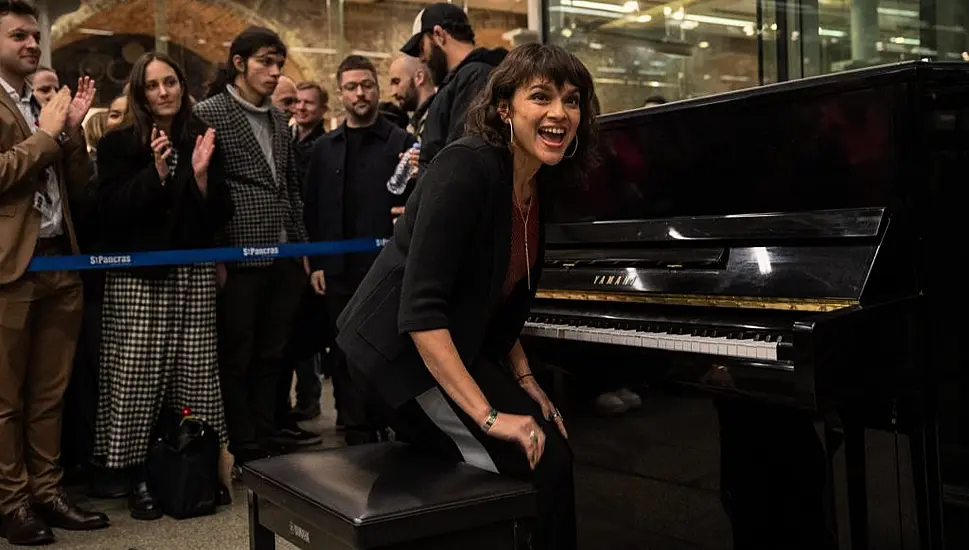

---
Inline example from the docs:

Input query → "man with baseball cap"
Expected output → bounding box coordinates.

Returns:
[400,2,507,168]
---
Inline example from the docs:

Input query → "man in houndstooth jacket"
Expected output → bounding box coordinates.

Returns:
[194,26,312,465]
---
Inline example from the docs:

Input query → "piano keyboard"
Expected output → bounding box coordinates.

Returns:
[522,319,783,361]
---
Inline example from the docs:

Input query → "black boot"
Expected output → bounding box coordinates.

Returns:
[128,466,162,521]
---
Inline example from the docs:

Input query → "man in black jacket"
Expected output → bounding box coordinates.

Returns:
[292,81,328,183]
[303,55,417,445]
[275,80,329,433]
[400,3,506,168]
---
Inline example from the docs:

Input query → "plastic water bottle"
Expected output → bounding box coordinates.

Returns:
[387,142,420,195]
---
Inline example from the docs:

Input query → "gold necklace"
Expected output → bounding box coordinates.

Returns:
[515,198,531,290]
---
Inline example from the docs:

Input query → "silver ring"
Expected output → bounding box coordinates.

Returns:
[552,410,563,420]
[529,429,537,443]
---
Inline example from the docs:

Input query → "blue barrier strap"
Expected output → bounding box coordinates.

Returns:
[27,238,388,272]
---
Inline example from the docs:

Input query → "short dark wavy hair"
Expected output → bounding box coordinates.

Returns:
[465,43,600,186]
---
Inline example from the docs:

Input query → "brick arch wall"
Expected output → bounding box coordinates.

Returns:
[51,0,314,83]
[52,0,527,117]
[53,33,216,105]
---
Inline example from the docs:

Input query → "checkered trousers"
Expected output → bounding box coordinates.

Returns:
[94,264,227,470]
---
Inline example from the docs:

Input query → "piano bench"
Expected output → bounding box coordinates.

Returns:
[241,442,537,550]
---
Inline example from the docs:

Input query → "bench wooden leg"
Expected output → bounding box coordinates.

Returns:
[248,490,276,550]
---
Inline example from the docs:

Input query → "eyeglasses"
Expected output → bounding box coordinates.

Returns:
[341,80,377,93]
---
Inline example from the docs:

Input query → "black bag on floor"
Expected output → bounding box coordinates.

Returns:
[147,408,221,519]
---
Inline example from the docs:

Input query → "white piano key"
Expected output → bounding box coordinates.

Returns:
[523,321,782,362]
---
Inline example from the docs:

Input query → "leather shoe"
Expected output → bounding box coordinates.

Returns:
[34,489,109,530]
[1,503,54,545]
[128,481,162,521]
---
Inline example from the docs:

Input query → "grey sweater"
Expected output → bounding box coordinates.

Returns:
[226,84,285,242]
[227,84,277,182]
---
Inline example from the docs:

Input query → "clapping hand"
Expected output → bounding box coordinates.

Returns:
[192,128,216,195]
[65,77,96,133]
[151,125,172,180]
[37,87,70,138]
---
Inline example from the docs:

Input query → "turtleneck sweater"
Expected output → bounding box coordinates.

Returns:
[226,84,276,182]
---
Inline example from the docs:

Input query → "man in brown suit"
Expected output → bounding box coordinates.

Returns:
[0,1,109,545]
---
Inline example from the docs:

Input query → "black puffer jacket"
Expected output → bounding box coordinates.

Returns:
[418,47,507,169]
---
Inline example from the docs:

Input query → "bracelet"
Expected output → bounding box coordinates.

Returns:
[516,373,534,383]
[482,407,498,433]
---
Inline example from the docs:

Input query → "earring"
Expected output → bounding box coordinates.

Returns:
[564,135,579,158]
[507,119,515,143]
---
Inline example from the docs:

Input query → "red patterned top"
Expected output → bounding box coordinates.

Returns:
[503,198,540,296]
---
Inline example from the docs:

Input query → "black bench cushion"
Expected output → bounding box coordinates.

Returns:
[242,442,536,548]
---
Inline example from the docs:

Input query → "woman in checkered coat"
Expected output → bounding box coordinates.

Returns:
[94,52,233,520]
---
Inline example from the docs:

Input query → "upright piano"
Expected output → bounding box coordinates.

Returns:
[520,61,969,549]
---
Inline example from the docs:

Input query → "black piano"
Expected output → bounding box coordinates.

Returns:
[521,61,969,549]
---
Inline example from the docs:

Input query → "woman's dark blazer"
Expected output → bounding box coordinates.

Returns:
[336,135,546,409]
[96,120,233,278]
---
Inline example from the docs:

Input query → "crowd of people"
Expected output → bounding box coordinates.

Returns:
[0,0,600,548]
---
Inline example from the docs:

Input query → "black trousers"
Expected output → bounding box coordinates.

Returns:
[274,285,328,423]
[716,398,837,550]
[218,259,306,452]
[324,274,380,444]
[384,357,577,550]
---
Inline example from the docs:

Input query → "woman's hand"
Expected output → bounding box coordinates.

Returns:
[486,412,546,470]
[192,128,216,195]
[151,126,172,181]
[519,375,568,440]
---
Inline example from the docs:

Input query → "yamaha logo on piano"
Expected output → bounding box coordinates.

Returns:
[593,274,635,286]
[289,521,310,543]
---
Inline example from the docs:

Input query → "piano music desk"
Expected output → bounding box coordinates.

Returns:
[241,442,537,550]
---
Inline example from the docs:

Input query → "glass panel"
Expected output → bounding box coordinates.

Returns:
[812,0,968,73]
[545,0,764,113]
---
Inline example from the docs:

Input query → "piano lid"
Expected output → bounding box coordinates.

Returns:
[545,61,969,227]
[546,208,885,246]
[532,63,961,310]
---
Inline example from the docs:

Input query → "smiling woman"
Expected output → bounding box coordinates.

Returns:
[465,43,599,188]
[94,51,233,522]
[334,43,599,550]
